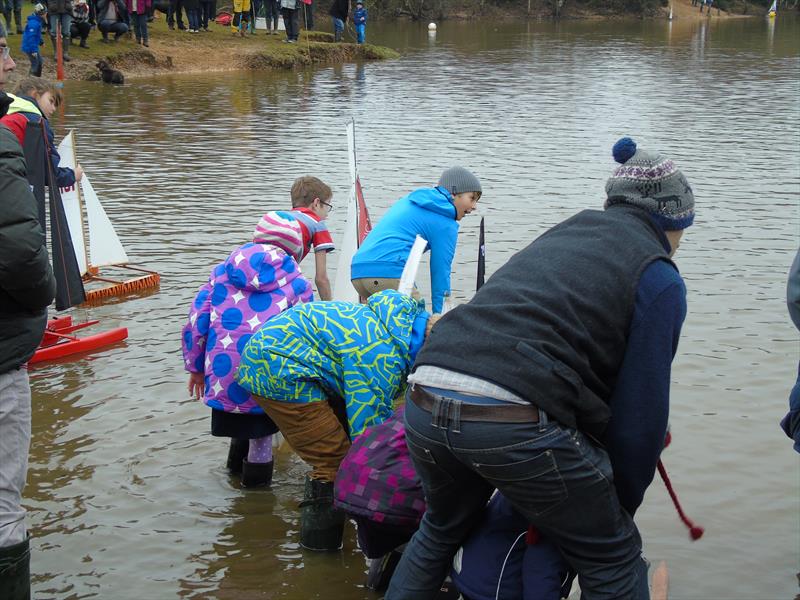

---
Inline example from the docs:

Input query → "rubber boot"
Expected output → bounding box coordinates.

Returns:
[225,437,248,475]
[2,11,12,34]
[366,547,404,592]
[0,535,31,600]
[334,28,341,42]
[61,36,71,62]
[299,476,345,552]
[13,7,22,34]
[50,36,58,60]
[241,459,274,488]
[79,36,89,48]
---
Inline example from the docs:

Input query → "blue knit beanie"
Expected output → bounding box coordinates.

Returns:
[605,138,695,231]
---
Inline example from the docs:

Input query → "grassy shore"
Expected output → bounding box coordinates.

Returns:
[5,7,399,82]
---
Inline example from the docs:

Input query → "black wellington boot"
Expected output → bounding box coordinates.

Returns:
[225,437,248,475]
[299,476,345,552]
[0,535,31,600]
[366,547,404,591]
[13,7,22,33]
[61,36,72,61]
[241,459,274,488]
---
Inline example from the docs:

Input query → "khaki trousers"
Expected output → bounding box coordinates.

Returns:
[255,396,351,483]
[351,277,400,300]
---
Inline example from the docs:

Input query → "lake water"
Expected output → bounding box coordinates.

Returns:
[29,15,800,599]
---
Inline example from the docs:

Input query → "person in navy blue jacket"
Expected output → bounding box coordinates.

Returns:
[20,4,46,77]
[351,167,481,314]
[451,238,689,598]
[386,138,696,600]
[3,78,82,188]
[352,0,366,43]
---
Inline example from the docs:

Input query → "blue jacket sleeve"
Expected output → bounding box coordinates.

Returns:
[603,260,687,516]
[427,223,457,314]
[43,119,76,189]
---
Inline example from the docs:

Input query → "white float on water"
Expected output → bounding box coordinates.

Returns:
[428,22,437,30]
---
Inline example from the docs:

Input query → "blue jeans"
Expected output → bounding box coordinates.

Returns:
[187,8,199,29]
[98,19,128,38]
[355,22,364,43]
[26,51,42,77]
[48,12,72,38]
[265,0,279,29]
[385,387,649,600]
[131,12,148,40]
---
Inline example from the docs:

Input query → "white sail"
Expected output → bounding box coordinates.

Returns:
[398,236,427,297]
[768,0,776,12]
[57,131,88,275]
[56,130,128,271]
[83,172,128,267]
[333,120,361,302]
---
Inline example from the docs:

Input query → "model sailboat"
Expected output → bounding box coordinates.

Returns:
[767,0,776,17]
[333,119,372,302]
[57,131,160,303]
[20,122,128,364]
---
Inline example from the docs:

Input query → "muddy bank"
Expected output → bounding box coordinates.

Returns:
[5,19,399,84]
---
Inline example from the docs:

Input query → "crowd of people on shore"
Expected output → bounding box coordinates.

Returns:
[4,0,367,74]
[0,18,798,599]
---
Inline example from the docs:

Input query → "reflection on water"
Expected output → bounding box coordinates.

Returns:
[26,15,800,599]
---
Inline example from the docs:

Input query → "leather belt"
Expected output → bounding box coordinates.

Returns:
[409,386,540,424]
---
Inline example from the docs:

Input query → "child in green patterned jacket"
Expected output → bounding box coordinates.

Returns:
[236,289,435,552]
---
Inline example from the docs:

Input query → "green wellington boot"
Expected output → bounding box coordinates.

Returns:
[0,535,31,600]
[299,475,345,551]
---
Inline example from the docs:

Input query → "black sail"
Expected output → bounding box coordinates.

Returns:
[476,216,485,292]
[22,120,86,311]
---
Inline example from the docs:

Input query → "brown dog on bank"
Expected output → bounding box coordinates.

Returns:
[96,60,124,85]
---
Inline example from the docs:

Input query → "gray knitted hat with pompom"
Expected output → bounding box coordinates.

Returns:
[605,137,695,231]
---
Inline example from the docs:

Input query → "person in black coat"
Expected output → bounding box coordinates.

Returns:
[328,0,346,41]
[0,26,57,600]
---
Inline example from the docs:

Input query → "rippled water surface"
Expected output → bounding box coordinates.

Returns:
[28,15,800,599]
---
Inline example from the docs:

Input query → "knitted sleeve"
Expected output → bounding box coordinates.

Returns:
[603,259,686,516]
[182,281,213,374]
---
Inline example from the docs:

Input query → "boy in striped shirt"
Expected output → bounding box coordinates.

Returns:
[287,176,335,300]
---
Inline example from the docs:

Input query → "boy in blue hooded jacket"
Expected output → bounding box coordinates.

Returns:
[21,4,46,77]
[351,167,481,314]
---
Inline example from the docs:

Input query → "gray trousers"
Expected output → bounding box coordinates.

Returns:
[0,369,31,548]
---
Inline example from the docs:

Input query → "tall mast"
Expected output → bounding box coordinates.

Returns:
[70,131,91,273]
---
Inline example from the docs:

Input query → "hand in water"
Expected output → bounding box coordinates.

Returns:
[188,372,204,400]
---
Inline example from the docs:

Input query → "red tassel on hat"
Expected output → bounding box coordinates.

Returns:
[657,458,704,541]
[525,525,540,545]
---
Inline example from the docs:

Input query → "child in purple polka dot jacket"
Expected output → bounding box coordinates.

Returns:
[181,211,314,487]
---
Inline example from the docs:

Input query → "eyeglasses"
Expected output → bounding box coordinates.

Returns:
[319,199,333,211]
[0,45,10,61]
